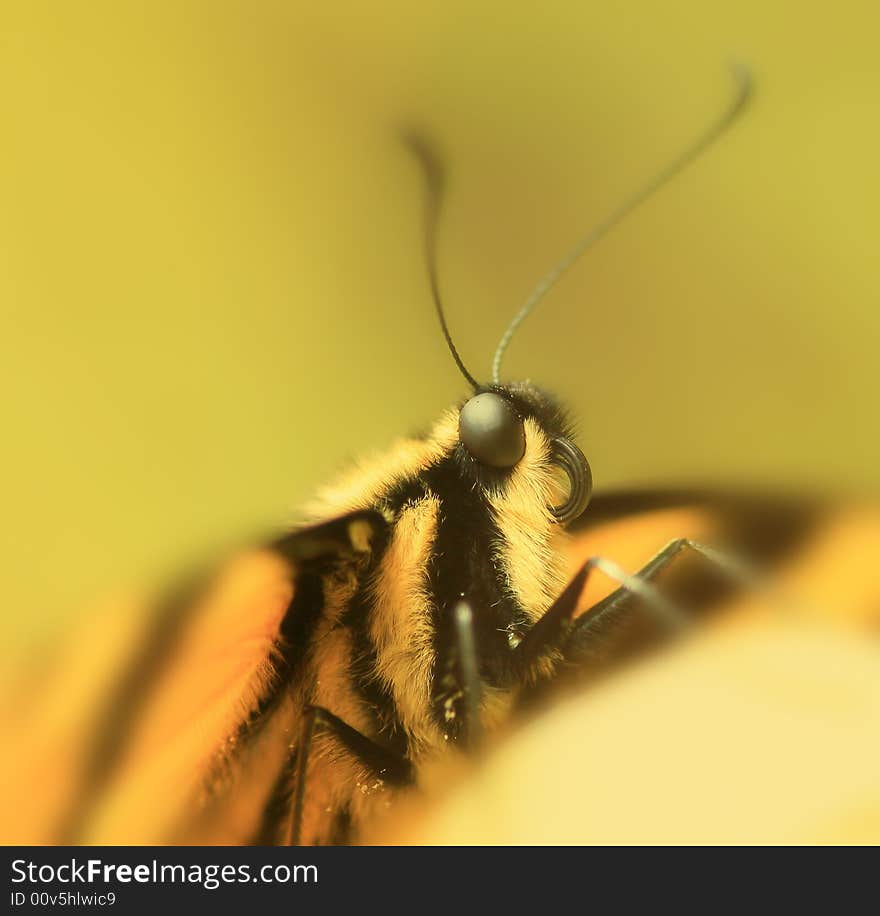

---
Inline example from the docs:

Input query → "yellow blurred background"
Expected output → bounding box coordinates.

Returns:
[2,0,878,651]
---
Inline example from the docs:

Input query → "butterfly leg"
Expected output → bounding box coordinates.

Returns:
[453,601,484,746]
[287,705,413,846]
[515,538,762,676]
[564,537,775,663]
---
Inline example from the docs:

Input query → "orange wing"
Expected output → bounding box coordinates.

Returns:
[1,548,294,845]
[1,509,385,845]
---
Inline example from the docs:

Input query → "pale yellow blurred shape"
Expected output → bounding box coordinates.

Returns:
[376,618,880,845]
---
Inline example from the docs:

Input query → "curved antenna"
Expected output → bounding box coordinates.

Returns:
[491,63,754,385]
[403,130,480,391]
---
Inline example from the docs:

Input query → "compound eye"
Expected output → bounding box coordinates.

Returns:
[458,392,526,468]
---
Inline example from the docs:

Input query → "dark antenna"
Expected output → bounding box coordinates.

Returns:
[491,64,754,385]
[404,131,480,391]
